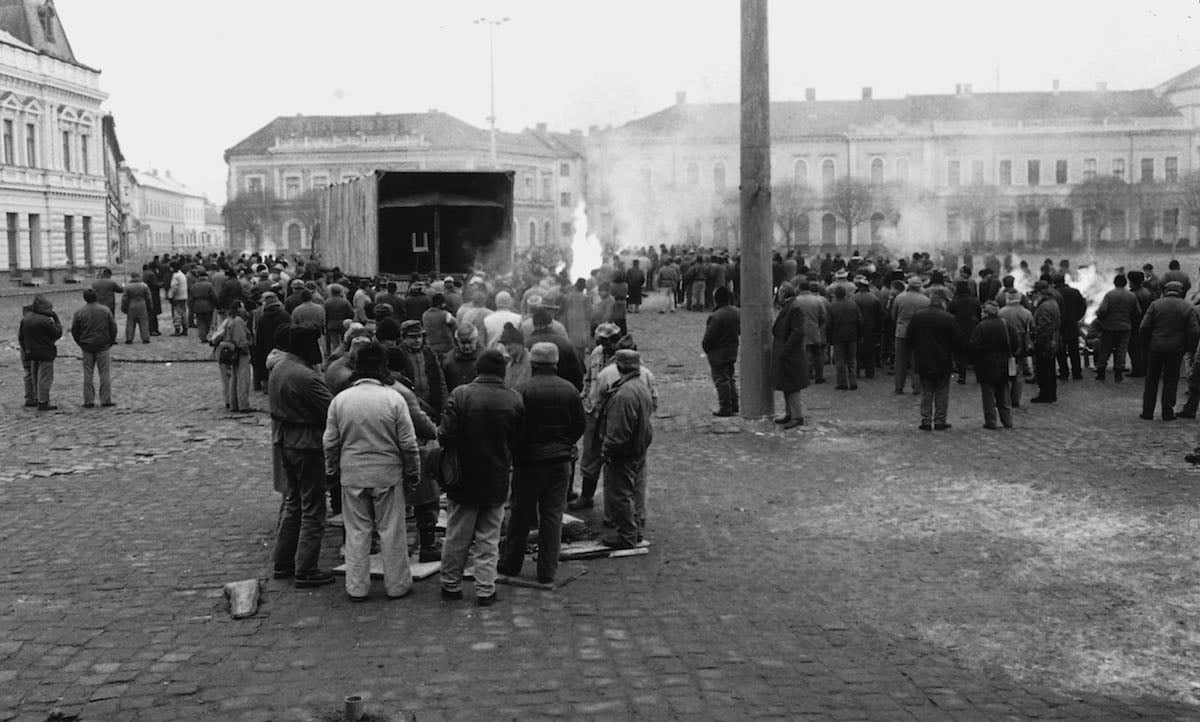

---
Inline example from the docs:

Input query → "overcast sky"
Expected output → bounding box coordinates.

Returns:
[58,0,1200,204]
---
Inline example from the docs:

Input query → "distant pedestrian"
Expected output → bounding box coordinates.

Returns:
[188,271,218,342]
[322,284,355,358]
[1137,281,1199,421]
[211,300,254,413]
[702,286,740,415]
[252,292,291,391]
[323,341,422,602]
[18,294,62,410]
[598,349,655,548]
[438,348,524,606]
[626,259,645,313]
[772,284,809,429]
[442,324,481,391]
[167,263,189,336]
[1030,282,1062,403]
[70,289,117,408]
[91,268,123,315]
[825,284,862,391]
[968,301,1020,429]
[1094,274,1138,382]
[907,291,966,430]
[122,272,153,344]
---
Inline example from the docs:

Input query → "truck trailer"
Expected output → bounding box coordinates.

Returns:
[316,170,515,278]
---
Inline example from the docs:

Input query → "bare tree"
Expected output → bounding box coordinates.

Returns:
[1068,176,1128,248]
[946,185,1002,246]
[222,190,279,250]
[293,189,322,245]
[1172,171,1200,245]
[772,182,813,249]
[828,177,874,251]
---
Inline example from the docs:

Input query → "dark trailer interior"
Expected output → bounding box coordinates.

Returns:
[376,171,512,276]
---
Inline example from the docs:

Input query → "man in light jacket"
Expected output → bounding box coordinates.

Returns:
[323,342,422,602]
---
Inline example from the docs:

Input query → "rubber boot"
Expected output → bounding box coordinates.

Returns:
[415,502,441,562]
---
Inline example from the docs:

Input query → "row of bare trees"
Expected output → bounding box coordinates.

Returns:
[222,189,321,250]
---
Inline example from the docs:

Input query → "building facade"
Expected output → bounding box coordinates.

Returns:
[223,112,585,255]
[587,73,1200,252]
[122,167,224,257]
[0,0,108,283]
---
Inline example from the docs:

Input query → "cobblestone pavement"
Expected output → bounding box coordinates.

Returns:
[1,289,1199,720]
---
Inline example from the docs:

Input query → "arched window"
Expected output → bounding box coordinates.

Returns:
[686,162,699,186]
[821,213,836,244]
[287,223,301,250]
[713,162,726,192]
[529,220,537,245]
[896,158,909,183]
[821,159,835,191]
[794,159,808,187]
[870,212,885,242]
[870,158,884,185]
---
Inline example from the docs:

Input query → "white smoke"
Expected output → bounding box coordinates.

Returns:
[568,201,604,282]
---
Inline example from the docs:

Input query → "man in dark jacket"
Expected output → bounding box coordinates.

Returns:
[500,343,585,583]
[906,293,966,430]
[1053,274,1087,381]
[142,264,163,336]
[1137,281,1200,420]
[91,269,122,315]
[527,307,584,391]
[443,324,481,391]
[383,320,448,422]
[19,294,62,410]
[968,301,1020,429]
[852,277,882,379]
[269,324,335,588]
[825,285,861,391]
[1030,282,1062,403]
[189,272,218,342]
[599,349,655,548]
[71,289,117,408]
[947,281,981,384]
[1094,274,1139,382]
[438,349,524,606]
[702,286,741,415]
[1127,270,1154,377]
[252,292,291,391]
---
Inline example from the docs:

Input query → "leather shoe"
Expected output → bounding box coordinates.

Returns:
[293,570,335,588]
[477,593,498,607]
[782,418,804,430]
[347,593,368,603]
[773,415,791,424]
[440,587,463,600]
[983,423,997,430]
[567,497,593,510]
[101,402,116,407]
[712,410,735,417]
[1139,414,1155,420]
[82,403,95,408]
[1030,397,1050,403]
[272,568,294,580]
[1178,410,1196,419]
[918,423,932,431]
[934,423,952,430]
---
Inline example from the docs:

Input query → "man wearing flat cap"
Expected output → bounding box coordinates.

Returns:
[1137,281,1199,420]
[569,322,622,510]
[1030,281,1061,403]
[500,342,585,583]
[597,349,655,548]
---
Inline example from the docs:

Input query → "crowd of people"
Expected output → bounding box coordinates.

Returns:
[19,243,1200,604]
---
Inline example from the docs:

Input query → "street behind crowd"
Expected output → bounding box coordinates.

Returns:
[2,287,1199,720]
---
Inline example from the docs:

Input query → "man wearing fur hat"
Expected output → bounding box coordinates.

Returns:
[500,342,586,583]
[1137,281,1199,420]
[569,322,622,510]
[598,349,655,548]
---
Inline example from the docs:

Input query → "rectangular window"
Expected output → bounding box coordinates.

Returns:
[61,130,70,172]
[999,160,1012,186]
[1084,158,1097,181]
[542,176,552,200]
[560,192,572,207]
[1027,160,1040,186]
[1141,158,1154,183]
[24,123,34,167]
[246,176,263,194]
[1056,160,1068,184]
[63,215,74,267]
[27,213,39,267]
[83,217,92,266]
[284,176,300,199]
[80,135,89,174]
[2,120,12,165]
[947,160,960,187]
[5,212,16,270]
[998,212,1015,243]
[1165,208,1180,239]
[1113,158,1125,180]
[524,174,533,198]
[971,160,984,185]
[311,174,329,189]
[560,163,570,177]
[1166,157,1179,183]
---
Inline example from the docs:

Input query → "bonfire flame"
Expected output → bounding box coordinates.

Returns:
[568,201,604,282]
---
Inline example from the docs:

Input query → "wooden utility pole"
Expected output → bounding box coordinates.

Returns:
[739,0,773,419]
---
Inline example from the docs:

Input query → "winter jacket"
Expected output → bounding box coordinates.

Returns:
[599,371,654,460]
[268,355,333,450]
[968,316,1020,384]
[91,278,123,313]
[947,294,981,341]
[323,379,421,489]
[422,307,457,355]
[527,327,585,390]
[1138,295,1200,354]
[70,302,117,353]
[793,291,827,345]
[892,290,931,339]
[851,290,882,338]
[771,298,809,393]
[438,374,524,507]
[513,367,586,466]
[906,306,966,379]
[18,297,62,361]
[167,271,188,301]
[189,280,217,315]
[291,301,326,329]
[252,303,291,369]
[1096,288,1139,332]
[825,298,862,344]
[1032,298,1062,353]
[217,278,244,311]
[387,345,447,419]
[405,292,432,322]
[122,281,152,316]
[324,296,355,333]
[443,348,479,391]
[1054,284,1087,338]
[702,303,741,365]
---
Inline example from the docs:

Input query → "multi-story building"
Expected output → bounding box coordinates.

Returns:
[100,112,126,264]
[0,0,109,283]
[122,167,219,257]
[587,71,1200,252]
[223,112,585,255]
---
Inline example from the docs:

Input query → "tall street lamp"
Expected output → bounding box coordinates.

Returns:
[474,16,509,167]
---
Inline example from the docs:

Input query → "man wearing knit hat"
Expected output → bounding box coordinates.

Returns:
[598,349,655,548]
[438,348,524,606]
[500,342,585,583]
[569,322,622,510]
[1137,281,1199,420]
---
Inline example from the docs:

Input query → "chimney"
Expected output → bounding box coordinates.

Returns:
[805,87,816,102]
[861,87,873,101]
[675,91,687,105]
[1096,81,1108,92]
[1052,79,1060,94]
[536,122,548,133]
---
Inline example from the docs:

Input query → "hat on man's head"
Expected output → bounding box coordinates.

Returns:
[342,321,369,344]
[1164,281,1185,296]
[906,276,924,290]
[476,349,507,376]
[594,322,621,340]
[854,275,868,286]
[373,303,393,320]
[834,269,848,280]
[982,301,1000,317]
[375,317,402,341]
[616,334,638,351]
[714,286,732,305]
[499,322,524,346]
[400,320,425,337]
[529,342,559,365]
[614,349,641,371]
